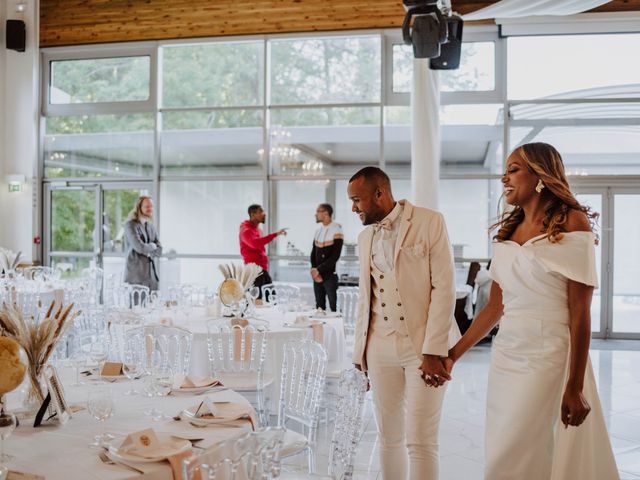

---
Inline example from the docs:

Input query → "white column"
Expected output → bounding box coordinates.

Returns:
[0,0,39,261]
[410,58,440,210]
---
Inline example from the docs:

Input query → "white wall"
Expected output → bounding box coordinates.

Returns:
[0,0,39,262]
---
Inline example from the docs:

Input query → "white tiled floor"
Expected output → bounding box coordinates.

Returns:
[282,341,640,479]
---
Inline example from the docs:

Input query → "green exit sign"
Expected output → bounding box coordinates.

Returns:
[8,183,21,193]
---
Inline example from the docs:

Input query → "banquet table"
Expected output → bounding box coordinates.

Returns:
[3,371,253,480]
[143,306,347,405]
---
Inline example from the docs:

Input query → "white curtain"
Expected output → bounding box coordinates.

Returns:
[410,59,440,210]
[464,0,612,20]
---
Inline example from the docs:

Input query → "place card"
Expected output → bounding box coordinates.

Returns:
[101,362,123,376]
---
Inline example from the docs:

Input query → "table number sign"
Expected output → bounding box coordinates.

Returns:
[34,365,70,426]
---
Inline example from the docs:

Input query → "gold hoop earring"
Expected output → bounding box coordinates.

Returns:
[535,179,545,193]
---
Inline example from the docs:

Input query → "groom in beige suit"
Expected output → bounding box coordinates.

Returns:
[348,167,459,480]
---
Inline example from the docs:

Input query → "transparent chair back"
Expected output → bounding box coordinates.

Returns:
[19,266,59,282]
[337,287,359,337]
[125,324,193,375]
[206,319,270,424]
[182,427,285,480]
[80,266,104,305]
[328,369,369,480]
[128,284,150,309]
[261,282,301,307]
[278,339,327,432]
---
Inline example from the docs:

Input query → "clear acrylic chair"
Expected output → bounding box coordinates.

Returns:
[337,287,358,340]
[128,284,150,309]
[328,369,369,480]
[182,427,285,480]
[261,283,300,307]
[206,319,272,426]
[126,324,193,375]
[278,339,328,474]
[19,266,59,282]
[80,266,104,305]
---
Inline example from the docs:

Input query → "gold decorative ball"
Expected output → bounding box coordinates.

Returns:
[0,337,27,395]
[218,278,245,306]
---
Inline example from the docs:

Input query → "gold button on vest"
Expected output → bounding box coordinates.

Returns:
[370,260,408,336]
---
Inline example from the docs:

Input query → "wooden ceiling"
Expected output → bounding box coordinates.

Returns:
[40,0,640,47]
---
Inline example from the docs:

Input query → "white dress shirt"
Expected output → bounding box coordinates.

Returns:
[371,202,403,273]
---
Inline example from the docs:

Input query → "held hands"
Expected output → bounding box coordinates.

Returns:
[419,354,452,388]
[561,388,591,428]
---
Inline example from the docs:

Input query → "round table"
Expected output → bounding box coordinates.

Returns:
[3,370,253,480]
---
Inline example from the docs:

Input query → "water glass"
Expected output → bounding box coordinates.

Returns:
[0,411,17,462]
[122,356,140,396]
[87,387,114,448]
[89,342,109,381]
[154,365,173,397]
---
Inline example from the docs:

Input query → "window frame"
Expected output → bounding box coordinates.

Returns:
[42,43,158,117]
[383,27,504,107]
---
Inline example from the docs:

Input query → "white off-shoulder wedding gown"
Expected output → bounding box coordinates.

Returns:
[485,231,619,480]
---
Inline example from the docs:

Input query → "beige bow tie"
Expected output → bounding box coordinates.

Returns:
[374,218,392,232]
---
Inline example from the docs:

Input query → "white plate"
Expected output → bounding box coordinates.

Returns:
[170,385,226,395]
[107,433,191,463]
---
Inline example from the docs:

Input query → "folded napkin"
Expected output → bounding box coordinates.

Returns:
[172,374,222,390]
[120,428,181,459]
[189,396,257,430]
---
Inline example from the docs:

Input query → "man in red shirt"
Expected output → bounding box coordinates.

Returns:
[239,204,287,299]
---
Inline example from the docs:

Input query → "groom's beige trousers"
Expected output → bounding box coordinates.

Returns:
[366,327,447,480]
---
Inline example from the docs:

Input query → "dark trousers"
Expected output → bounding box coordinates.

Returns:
[253,270,273,301]
[313,273,338,311]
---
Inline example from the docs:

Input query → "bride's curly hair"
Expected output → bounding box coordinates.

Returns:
[491,142,598,243]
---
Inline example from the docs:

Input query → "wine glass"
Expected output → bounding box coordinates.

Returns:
[89,342,109,382]
[122,350,141,396]
[87,387,114,448]
[0,410,17,462]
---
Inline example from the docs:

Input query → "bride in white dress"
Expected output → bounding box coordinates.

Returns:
[443,142,619,480]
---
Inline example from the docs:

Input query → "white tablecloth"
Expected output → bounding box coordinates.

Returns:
[3,371,253,480]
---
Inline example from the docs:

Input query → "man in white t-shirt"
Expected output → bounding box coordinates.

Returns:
[310,203,344,311]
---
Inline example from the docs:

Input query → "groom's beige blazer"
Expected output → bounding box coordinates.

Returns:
[352,200,460,371]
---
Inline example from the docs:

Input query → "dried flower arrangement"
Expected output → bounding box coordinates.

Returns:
[0,302,79,404]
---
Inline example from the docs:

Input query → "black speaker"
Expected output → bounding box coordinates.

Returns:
[6,19,26,52]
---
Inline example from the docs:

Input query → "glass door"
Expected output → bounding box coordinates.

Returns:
[46,185,100,277]
[610,189,640,338]
[45,182,153,279]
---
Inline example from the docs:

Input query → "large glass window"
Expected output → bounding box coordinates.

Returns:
[50,56,150,104]
[162,42,264,108]
[270,36,381,104]
[44,114,154,178]
[508,34,640,99]
[269,107,380,176]
[392,42,496,94]
[160,110,264,176]
[159,180,263,255]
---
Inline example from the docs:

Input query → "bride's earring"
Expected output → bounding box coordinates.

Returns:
[535,179,545,193]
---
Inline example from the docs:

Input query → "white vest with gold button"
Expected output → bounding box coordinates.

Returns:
[369,258,409,336]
